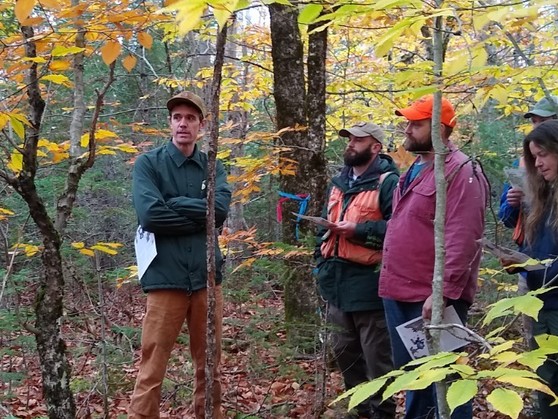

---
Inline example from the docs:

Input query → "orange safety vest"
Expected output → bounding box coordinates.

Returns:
[320,172,389,265]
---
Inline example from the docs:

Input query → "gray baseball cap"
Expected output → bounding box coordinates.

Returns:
[524,95,558,118]
[339,122,385,144]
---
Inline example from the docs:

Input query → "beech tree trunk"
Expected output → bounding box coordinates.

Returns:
[269,3,328,349]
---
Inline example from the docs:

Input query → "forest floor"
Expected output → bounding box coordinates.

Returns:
[0,279,540,418]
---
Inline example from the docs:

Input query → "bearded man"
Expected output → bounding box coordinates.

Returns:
[314,122,399,419]
[379,95,488,419]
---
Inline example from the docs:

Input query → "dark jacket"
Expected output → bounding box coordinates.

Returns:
[521,210,558,310]
[315,154,399,312]
[132,141,231,292]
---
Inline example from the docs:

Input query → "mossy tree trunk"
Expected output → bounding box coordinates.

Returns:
[269,3,328,349]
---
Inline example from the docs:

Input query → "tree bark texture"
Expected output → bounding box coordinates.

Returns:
[269,4,328,349]
[430,14,451,419]
[19,25,77,419]
[224,17,250,269]
[205,22,227,419]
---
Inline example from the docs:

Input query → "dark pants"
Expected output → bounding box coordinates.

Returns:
[531,310,558,419]
[383,299,472,419]
[328,304,396,418]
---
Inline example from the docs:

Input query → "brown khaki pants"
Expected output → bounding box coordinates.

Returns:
[128,286,223,419]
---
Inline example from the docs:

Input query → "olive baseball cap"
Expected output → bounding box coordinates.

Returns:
[524,95,558,118]
[339,122,385,144]
[166,91,206,118]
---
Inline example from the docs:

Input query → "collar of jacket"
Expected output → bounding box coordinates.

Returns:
[166,141,205,169]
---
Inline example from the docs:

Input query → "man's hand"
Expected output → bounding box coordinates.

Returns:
[331,220,357,239]
[422,294,447,321]
[506,187,524,208]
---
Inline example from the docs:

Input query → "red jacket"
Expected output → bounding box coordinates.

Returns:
[379,143,488,304]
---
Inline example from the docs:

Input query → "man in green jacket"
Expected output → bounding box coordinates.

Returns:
[315,122,399,419]
[128,91,231,419]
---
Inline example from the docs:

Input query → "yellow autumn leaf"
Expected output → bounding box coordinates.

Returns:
[79,248,95,257]
[471,46,488,69]
[101,41,122,65]
[51,46,86,57]
[24,244,41,257]
[137,32,153,49]
[9,116,25,139]
[122,55,137,72]
[8,152,23,173]
[0,207,15,221]
[96,242,123,248]
[71,242,85,249]
[0,113,8,130]
[116,143,138,153]
[50,60,71,71]
[15,0,36,24]
[162,0,206,35]
[212,0,239,29]
[42,74,73,87]
[0,208,15,216]
[96,129,118,140]
[91,244,118,255]
[487,388,523,419]
[80,133,90,148]
[98,148,117,155]
[51,151,69,163]
[23,56,47,63]
[40,0,62,9]
[489,85,508,106]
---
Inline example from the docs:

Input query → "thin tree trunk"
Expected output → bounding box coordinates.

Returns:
[69,0,85,158]
[430,12,450,419]
[19,25,77,419]
[205,22,228,419]
[224,15,249,270]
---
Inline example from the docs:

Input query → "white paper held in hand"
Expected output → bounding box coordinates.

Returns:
[134,226,157,280]
[395,305,470,360]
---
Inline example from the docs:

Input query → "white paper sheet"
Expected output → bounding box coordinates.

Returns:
[396,305,470,360]
[134,226,157,280]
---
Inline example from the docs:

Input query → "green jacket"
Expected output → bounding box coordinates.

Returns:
[132,141,231,292]
[315,154,399,311]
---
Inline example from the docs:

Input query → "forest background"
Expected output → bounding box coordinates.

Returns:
[0,0,557,418]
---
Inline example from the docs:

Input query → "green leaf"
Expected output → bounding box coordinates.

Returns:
[514,294,544,320]
[298,3,322,25]
[535,333,558,351]
[447,380,477,413]
[414,352,461,371]
[407,368,452,391]
[450,364,475,377]
[484,297,516,326]
[486,388,523,419]
[384,369,421,398]
[348,378,390,411]
[493,350,520,365]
